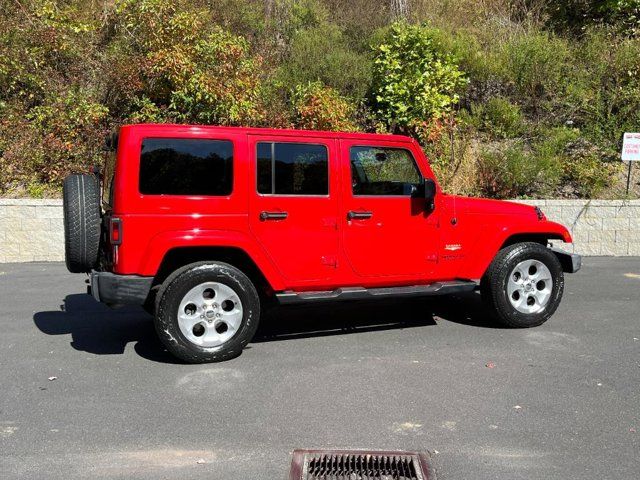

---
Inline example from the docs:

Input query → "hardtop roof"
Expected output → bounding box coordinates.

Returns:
[121,123,416,144]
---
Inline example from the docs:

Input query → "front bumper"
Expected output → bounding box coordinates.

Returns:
[550,248,582,273]
[89,271,153,306]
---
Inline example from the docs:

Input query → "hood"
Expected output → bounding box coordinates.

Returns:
[445,195,542,218]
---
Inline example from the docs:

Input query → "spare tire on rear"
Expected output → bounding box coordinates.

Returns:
[63,174,101,273]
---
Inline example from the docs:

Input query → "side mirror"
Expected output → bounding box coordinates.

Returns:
[424,178,436,211]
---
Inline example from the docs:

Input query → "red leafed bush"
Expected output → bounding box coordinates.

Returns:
[292,82,359,132]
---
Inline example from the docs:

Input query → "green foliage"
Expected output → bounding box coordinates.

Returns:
[113,0,265,125]
[574,29,640,148]
[477,127,619,198]
[500,31,572,110]
[0,0,636,198]
[291,82,358,131]
[280,23,372,99]
[549,129,621,198]
[371,22,468,141]
[0,91,107,192]
[277,0,331,38]
[26,182,48,199]
[26,89,108,182]
[547,0,640,36]
[607,0,640,35]
[477,143,562,199]
[469,97,524,139]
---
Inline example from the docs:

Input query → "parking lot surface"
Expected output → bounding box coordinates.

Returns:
[1,258,639,479]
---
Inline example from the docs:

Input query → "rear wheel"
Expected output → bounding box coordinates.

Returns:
[481,242,564,328]
[154,262,260,363]
[63,174,101,273]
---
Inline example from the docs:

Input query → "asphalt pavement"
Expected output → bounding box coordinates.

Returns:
[0,258,639,479]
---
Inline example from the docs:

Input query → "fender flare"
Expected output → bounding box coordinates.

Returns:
[138,229,286,291]
[463,220,573,279]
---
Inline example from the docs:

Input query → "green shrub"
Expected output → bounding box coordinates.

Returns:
[499,31,571,112]
[25,89,108,184]
[128,96,167,124]
[470,97,524,139]
[268,0,330,43]
[477,142,562,199]
[478,127,618,199]
[0,0,98,104]
[371,22,468,142]
[113,1,266,125]
[551,131,621,198]
[546,0,640,36]
[0,89,107,194]
[575,31,640,150]
[606,0,640,35]
[280,23,372,99]
[291,82,359,131]
[423,27,502,84]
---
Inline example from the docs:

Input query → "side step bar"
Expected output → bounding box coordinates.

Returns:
[275,280,477,305]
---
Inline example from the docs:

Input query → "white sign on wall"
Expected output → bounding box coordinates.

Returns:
[622,132,640,161]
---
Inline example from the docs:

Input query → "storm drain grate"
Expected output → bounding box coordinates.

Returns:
[289,450,433,480]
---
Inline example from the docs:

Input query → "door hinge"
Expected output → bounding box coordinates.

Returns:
[321,255,338,268]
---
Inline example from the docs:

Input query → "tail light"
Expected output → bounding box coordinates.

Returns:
[109,217,122,245]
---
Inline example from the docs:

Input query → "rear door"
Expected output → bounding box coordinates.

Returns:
[248,135,339,285]
[340,139,440,279]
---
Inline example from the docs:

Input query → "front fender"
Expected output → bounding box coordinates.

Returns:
[462,219,573,280]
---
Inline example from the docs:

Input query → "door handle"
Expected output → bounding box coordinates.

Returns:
[347,210,373,220]
[260,211,288,221]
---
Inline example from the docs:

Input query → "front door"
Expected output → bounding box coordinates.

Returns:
[249,135,339,285]
[340,139,440,279]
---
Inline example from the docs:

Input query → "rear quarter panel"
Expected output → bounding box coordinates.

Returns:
[111,125,286,290]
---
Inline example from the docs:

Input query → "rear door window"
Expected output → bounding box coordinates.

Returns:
[257,142,328,195]
[139,138,233,195]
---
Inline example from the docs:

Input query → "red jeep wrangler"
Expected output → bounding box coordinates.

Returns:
[63,124,580,363]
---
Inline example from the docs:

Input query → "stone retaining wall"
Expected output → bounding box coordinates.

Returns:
[0,198,638,262]
[0,199,64,263]
[517,199,640,256]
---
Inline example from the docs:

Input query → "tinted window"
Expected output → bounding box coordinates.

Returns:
[139,138,233,195]
[257,142,328,195]
[350,146,421,196]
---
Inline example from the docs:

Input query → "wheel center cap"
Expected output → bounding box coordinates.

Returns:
[205,310,216,319]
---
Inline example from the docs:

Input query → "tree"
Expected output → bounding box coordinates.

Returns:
[371,22,467,141]
[390,0,409,20]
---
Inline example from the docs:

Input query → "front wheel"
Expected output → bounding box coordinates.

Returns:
[481,242,564,328]
[155,262,260,363]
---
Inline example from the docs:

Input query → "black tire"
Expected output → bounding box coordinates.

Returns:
[481,242,564,328]
[63,174,101,273]
[155,262,260,363]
